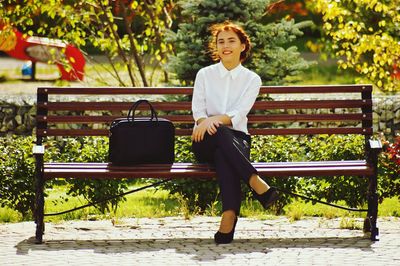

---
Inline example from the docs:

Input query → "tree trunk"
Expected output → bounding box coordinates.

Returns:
[99,1,136,86]
[119,0,148,87]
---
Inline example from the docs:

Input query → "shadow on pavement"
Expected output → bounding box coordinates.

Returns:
[15,236,372,262]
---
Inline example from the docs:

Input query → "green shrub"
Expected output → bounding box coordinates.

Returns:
[0,136,127,217]
[298,134,367,208]
[0,135,37,219]
[159,136,219,213]
[251,135,308,213]
[160,134,368,214]
[161,135,310,215]
[2,134,398,218]
[291,134,399,208]
[155,134,400,215]
[379,136,400,200]
[51,137,128,214]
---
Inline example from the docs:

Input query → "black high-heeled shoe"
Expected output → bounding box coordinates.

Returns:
[214,217,238,244]
[253,187,279,209]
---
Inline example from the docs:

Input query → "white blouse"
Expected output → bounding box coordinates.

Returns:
[192,62,262,134]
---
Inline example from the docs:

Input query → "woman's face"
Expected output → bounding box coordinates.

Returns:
[216,30,245,67]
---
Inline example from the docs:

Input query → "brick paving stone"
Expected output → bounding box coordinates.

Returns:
[1,216,399,265]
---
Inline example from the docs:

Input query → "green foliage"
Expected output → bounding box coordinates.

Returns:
[159,136,220,213]
[0,206,22,223]
[0,136,36,219]
[167,0,312,85]
[51,137,128,214]
[251,135,308,213]
[0,136,127,217]
[297,135,368,208]
[0,0,176,86]
[379,136,400,200]
[162,134,398,215]
[1,134,399,218]
[310,0,400,92]
[339,217,363,230]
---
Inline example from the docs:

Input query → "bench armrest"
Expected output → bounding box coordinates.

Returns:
[33,145,45,155]
[366,139,382,165]
[368,139,382,151]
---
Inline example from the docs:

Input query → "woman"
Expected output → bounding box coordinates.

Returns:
[191,21,279,244]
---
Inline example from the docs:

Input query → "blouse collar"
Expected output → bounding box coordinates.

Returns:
[217,61,243,80]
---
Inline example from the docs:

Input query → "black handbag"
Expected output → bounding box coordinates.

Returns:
[108,99,175,165]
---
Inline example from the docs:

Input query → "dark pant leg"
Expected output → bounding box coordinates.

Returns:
[192,126,256,215]
[213,126,256,184]
[191,131,218,163]
[214,148,242,214]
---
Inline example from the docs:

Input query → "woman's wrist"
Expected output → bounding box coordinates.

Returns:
[196,118,206,126]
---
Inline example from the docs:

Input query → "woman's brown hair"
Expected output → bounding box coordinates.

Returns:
[208,21,251,62]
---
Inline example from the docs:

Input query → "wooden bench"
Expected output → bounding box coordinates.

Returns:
[34,84,382,243]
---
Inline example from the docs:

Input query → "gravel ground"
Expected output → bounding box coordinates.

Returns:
[1,216,399,265]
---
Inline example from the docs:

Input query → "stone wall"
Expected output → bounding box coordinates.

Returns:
[374,96,400,137]
[0,96,36,135]
[0,95,399,137]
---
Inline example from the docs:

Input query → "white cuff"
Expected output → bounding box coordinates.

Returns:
[230,114,243,129]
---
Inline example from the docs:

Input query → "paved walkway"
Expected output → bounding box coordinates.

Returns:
[0,216,399,265]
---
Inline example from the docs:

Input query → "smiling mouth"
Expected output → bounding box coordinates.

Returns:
[222,51,232,55]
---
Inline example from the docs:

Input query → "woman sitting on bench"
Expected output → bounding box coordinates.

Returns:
[191,21,279,244]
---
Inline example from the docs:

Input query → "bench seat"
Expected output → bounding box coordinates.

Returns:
[43,160,375,179]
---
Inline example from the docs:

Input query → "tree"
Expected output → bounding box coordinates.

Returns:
[163,0,312,212]
[379,136,400,200]
[167,0,312,85]
[0,0,176,86]
[310,0,400,92]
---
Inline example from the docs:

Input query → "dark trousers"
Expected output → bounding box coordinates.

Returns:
[192,126,257,215]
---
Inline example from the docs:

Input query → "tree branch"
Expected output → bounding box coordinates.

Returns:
[118,0,148,86]
[98,0,136,86]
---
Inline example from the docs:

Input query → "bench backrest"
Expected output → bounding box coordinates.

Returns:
[36,85,373,141]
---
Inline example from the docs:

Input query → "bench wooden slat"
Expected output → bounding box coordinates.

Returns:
[39,102,192,111]
[259,85,372,93]
[249,127,372,135]
[36,113,372,124]
[37,115,195,124]
[37,84,371,95]
[44,160,367,170]
[43,161,374,179]
[248,113,372,122]
[36,127,372,137]
[36,128,194,137]
[38,100,371,112]
[43,168,373,179]
[38,87,194,95]
[254,100,371,109]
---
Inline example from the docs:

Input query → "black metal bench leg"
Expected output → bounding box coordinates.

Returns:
[367,192,379,241]
[364,139,382,241]
[365,174,379,241]
[35,155,45,244]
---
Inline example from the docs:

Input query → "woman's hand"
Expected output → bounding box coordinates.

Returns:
[191,117,222,142]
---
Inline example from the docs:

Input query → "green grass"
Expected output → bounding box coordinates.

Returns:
[290,64,361,85]
[284,200,359,220]
[1,185,398,223]
[0,207,22,223]
[287,197,400,222]
[42,185,184,223]
[378,197,400,217]
[339,217,363,230]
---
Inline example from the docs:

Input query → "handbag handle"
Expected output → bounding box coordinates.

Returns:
[127,99,159,122]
